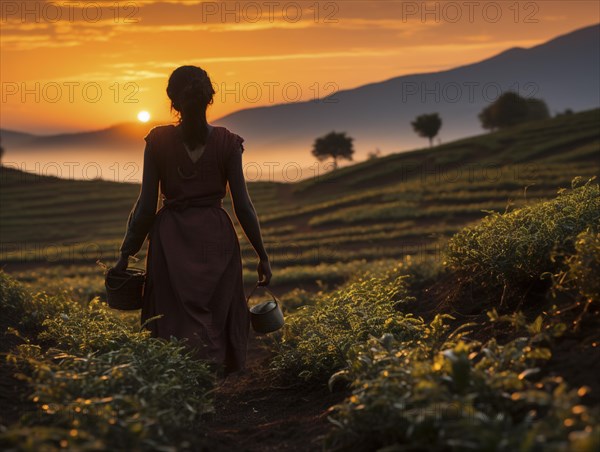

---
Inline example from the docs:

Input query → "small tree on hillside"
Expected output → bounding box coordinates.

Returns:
[311,131,354,170]
[411,113,442,147]
[479,92,550,131]
[367,148,382,160]
[555,108,574,117]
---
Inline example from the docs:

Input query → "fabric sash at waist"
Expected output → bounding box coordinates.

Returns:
[161,198,223,212]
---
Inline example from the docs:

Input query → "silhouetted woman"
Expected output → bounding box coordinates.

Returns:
[114,66,271,376]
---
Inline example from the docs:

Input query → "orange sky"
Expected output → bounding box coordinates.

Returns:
[1,0,599,134]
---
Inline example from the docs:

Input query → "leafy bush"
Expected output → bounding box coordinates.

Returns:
[445,178,600,302]
[4,341,214,450]
[0,271,216,450]
[37,298,141,355]
[0,270,78,339]
[544,228,600,331]
[478,92,550,131]
[325,314,600,451]
[270,263,424,383]
[277,287,319,312]
[557,229,600,303]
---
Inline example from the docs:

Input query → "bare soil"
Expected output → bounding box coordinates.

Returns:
[205,331,347,451]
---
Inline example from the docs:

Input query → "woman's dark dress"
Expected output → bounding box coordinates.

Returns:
[119,124,250,373]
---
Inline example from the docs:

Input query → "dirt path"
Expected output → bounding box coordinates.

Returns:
[206,331,347,451]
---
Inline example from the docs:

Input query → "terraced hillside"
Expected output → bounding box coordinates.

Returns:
[1,109,599,299]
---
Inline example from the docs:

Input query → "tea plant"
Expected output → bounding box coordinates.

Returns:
[0,270,78,338]
[544,228,600,331]
[325,315,600,451]
[551,228,600,304]
[0,271,216,450]
[270,263,424,383]
[445,178,600,304]
[268,178,600,450]
[4,340,215,450]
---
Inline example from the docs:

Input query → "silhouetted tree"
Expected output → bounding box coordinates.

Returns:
[479,92,550,130]
[555,108,574,117]
[367,148,381,160]
[411,113,442,147]
[478,106,496,131]
[311,131,354,170]
[525,98,550,122]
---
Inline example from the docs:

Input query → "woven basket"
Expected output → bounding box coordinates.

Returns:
[105,267,145,310]
[247,284,284,334]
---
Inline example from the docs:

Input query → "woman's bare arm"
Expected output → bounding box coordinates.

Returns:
[118,142,160,259]
[227,144,268,259]
[226,144,271,284]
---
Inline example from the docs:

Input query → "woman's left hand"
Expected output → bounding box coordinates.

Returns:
[114,255,129,273]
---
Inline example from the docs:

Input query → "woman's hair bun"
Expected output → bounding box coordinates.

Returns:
[167,66,215,113]
[166,65,214,146]
[180,76,213,109]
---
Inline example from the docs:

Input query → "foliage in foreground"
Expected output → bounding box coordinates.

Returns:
[325,314,599,451]
[270,181,600,450]
[0,271,215,451]
[270,258,600,450]
[551,229,600,305]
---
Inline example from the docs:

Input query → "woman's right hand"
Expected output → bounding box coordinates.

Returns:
[257,259,272,286]
[114,254,129,273]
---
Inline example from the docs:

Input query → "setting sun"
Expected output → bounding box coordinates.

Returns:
[137,111,151,123]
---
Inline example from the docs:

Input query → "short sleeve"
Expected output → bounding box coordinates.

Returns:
[224,131,245,179]
[144,127,156,145]
[233,133,244,154]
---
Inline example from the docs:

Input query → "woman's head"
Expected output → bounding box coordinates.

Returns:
[166,66,216,148]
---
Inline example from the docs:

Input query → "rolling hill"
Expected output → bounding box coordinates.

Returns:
[1,108,598,294]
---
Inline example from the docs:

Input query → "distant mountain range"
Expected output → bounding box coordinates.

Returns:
[1,121,152,151]
[2,24,598,179]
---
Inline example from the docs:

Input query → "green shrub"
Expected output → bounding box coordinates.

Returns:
[4,341,214,450]
[0,271,216,450]
[0,270,78,339]
[37,298,141,355]
[445,178,600,302]
[326,315,600,451]
[544,229,600,330]
[561,229,600,303]
[270,263,424,383]
[277,287,319,312]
